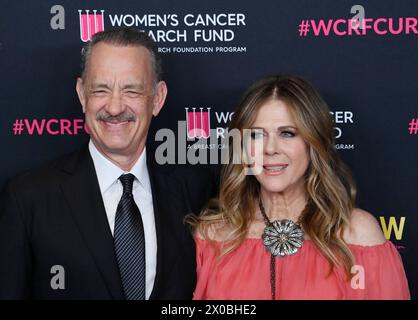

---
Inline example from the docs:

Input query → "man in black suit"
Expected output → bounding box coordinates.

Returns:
[0,28,215,299]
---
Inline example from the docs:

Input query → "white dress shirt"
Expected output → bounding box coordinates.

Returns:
[88,140,157,299]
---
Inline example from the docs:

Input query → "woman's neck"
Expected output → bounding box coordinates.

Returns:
[258,187,308,222]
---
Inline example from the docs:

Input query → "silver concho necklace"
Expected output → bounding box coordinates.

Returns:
[258,197,304,300]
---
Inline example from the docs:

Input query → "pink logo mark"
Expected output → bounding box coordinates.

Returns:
[78,9,105,42]
[186,108,211,139]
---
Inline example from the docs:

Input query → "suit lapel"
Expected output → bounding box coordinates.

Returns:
[147,157,166,300]
[60,147,125,300]
[147,157,184,300]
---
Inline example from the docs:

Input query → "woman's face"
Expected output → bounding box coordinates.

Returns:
[246,98,310,195]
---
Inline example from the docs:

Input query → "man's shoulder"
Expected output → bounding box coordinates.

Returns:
[148,162,219,207]
[4,147,89,194]
[151,163,218,186]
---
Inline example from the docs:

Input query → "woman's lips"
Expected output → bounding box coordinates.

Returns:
[262,164,288,175]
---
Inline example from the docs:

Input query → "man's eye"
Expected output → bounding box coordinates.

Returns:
[92,90,107,95]
[125,91,141,97]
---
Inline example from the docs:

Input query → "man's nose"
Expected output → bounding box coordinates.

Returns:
[105,91,126,116]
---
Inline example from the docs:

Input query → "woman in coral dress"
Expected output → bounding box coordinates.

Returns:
[188,75,410,300]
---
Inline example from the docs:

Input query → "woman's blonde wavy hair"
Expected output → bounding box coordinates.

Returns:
[187,75,357,277]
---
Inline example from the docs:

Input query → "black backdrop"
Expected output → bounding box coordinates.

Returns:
[0,0,417,299]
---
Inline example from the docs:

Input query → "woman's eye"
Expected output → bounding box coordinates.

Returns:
[250,131,264,139]
[281,131,295,138]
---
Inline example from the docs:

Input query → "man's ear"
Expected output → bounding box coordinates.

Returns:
[76,77,86,113]
[152,81,168,117]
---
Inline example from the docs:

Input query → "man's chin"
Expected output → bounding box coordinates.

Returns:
[103,143,132,155]
[92,139,131,155]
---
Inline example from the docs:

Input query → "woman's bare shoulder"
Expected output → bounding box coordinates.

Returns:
[343,208,386,246]
[194,223,233,242]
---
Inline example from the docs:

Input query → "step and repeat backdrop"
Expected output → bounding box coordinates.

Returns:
[0,0,417,299]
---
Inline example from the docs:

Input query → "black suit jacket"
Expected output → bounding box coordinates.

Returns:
[0,146,216,299]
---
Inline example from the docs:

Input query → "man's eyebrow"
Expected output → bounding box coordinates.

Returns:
[90,83,111,89]
[120,83,146,91]
[88,83,147,92]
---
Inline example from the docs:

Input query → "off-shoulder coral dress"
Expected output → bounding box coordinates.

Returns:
[194,237,410,300]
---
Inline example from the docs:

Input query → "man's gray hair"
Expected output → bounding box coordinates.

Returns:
[80,27,162,82]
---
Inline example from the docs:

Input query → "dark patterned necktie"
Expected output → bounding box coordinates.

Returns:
[114,173,146,300]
